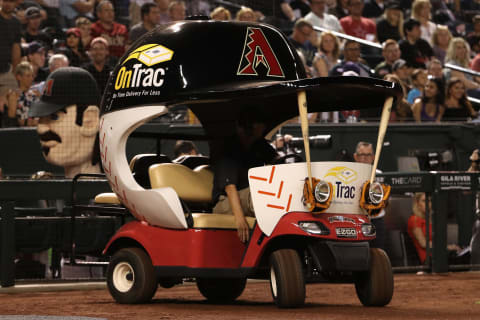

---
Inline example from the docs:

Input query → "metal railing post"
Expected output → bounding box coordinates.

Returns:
[0,201,16,287]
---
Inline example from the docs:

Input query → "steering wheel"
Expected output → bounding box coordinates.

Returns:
[273,153,304,164]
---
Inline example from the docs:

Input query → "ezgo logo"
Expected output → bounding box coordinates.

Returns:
[115,44,174,90]
[324,166,358,199]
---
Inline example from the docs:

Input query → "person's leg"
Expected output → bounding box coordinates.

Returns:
[238,187,255,217]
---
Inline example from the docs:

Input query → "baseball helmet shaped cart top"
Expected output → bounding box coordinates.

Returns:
[99,20,402,308]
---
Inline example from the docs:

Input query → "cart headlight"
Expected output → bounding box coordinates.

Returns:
[314,180,331,203]
[298,221,330,235]
[368,182,384,204]
[361,223,376,237]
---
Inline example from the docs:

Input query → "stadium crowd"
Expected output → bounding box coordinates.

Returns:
[1,0,480,126]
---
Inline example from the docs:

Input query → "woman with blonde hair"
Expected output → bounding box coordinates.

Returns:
[75,17,92,49]
[408,193,431,264]
[408,192,461,264]
[210,6,231,21]
[411,0,437,45]
[376,2,404,43]
[312,31,340,77]
[445,37,480,91]
[431,25,452,64]
[236,6,256,22]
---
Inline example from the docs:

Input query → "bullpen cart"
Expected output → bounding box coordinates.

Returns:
[95,19,402,308]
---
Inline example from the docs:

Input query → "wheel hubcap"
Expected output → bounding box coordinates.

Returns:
[270,266,277,298]
[113,262,135,293]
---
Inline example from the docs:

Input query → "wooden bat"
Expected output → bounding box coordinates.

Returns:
[370,96,394,183]
[297,90,313,190]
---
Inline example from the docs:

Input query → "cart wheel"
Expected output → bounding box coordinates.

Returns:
[354,248,394,307]
[107,247,157,304]
[196,278,246,303]
[269,249,305,308]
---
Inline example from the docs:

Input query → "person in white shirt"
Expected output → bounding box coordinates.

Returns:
[304,0,344,33]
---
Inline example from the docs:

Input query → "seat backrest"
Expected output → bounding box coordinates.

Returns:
[129,154,171,188]
[149,163,213,203]
[173,155,210,169]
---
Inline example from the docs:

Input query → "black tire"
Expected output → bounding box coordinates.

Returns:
[196,278,246,303]
[354,248,394,307]
[269,249,306,308]
[107,247,158,304]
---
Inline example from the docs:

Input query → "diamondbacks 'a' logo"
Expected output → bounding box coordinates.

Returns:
[44,79,54,96]
[237,27,285,78]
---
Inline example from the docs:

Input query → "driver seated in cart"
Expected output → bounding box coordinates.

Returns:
[211,108,278,242]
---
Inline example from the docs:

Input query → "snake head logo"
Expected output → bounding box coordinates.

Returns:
[122,44,174,67]
[324,166,358,184]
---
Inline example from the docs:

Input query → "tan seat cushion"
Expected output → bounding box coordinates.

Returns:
[149,163,213,203]
[94,192,121,204]
[192,213,256,229]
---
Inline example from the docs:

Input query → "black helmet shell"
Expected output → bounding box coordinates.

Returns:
[101,21,306,114]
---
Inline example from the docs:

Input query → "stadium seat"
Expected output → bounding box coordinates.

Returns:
[129,153,171,188]
[173,155,210,169]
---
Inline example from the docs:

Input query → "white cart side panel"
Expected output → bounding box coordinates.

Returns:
[100,107,188,229]
[248,162,371,236]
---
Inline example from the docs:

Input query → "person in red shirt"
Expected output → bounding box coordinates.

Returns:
[408,193,432,264]
[340,0,377,41]
[91,0,129,59]
[408,192,461,264]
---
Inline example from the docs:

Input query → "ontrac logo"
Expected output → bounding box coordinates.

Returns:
[324,166,358,199]
[114,44,173,90]
[237,27,285,78]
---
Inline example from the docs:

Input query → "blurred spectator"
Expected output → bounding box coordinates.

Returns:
[340,0,377,42]
[290,0,311,19]
[59,0,96,27]
[411,0,437,46]
[129,0,151,28]
[407,68,427,104]
[174,140,198,158]
[374,39,401,78]
[0,0,22,102]
[130,2,160,41]
[91,0,129,59]
[411,76,444,122]
[362,0,385,19]
[30,53,69,93]
[289,19,318,69]
[304,0,344,33]
[329,0,349,19]
[467,15,480,55]
[426,57,443,79]
[185,0,210,16]
[441,77,477,121]
[82,37,111,95]
[431,25,452,64]
[236,6,257,22]
[408,192,462,264]
[392,58,410,89]
[407,192,432,264]
[313,31,341,77]
[27,41,48,83]
[399,18,433,68]
[75,17,92,49]
[65,28,89,67]
[154,0,172,24]
[468,149,480,172]
[210,6,231,21]
[383,73,413,121]
[13,61,39,127]
[376,1,404,43]
[445,38,480,93]
[23,7,51,45]
[15,0,47,25]
[35,0,62,31]
[168,0,185,21]
[330,40,372,77]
